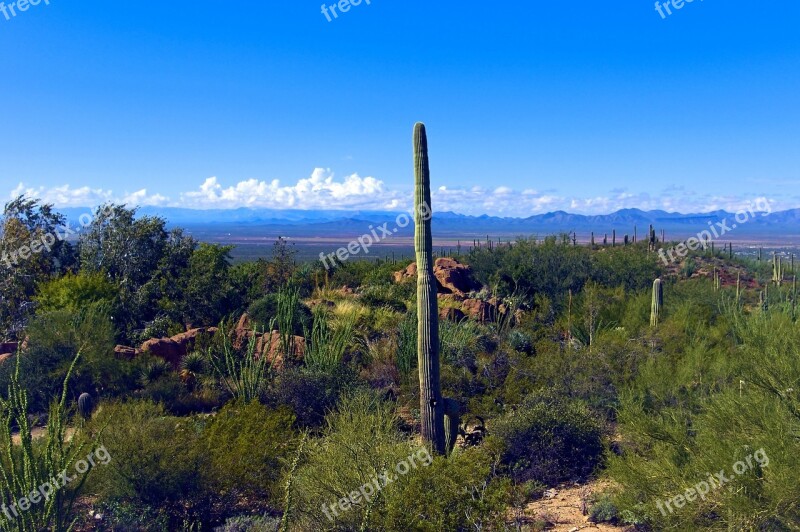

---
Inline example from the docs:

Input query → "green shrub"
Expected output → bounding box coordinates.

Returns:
[89,401,208,519]
[1,305,120,414]
[508,330,533,354]
[589,494,619,524]
[291,390,413,531]
[359,285,407,313]
[380,447,512,531]
[214,515,280,532]
[201,401,297,506]
[493,392,604,486]
[267,366,358,428]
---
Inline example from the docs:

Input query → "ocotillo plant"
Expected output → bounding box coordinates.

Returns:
[413,122,458,455]
[736,271,741,302]
[603,234,608,246]
[651,278,663,327]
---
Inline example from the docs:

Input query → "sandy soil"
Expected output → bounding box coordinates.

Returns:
[523,480,628,531]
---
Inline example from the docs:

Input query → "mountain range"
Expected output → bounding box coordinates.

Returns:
[59,206,800,243]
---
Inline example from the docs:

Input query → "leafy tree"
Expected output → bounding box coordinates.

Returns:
[35,271,118,314]
[78,204,198,340]
[182,243,238,326]
[264,237,297,293]
[0,196,70,338]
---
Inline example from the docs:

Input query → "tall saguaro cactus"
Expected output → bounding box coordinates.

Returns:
[414,123,458,455]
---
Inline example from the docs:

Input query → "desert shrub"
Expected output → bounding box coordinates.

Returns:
[359,284,408,313]
[1,305,121,413]
[267,366,359,428]
[91,500,172,531]
[379,447,512,531]
[89,401,208,520]
[201,401,297,506]
[608,310,800,530]
[493,392,604,486]
[291,390,413,531]
[589,494,620,524]
[214,515,280,532]
[508,329,532,354]
[590,245,662,291]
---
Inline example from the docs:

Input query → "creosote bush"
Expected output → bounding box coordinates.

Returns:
[493,392,604,486]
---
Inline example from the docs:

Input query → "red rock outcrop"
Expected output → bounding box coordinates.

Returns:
[394,258,481,297]
[439,306,466,322]
[139,327,218,368]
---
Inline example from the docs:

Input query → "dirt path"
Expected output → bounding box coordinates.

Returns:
[11,426,76,445]
[524,480,627,531]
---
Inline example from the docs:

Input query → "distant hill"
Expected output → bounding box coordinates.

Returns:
[58,206,800,244]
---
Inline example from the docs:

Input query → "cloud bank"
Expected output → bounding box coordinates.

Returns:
[6,169,793,217]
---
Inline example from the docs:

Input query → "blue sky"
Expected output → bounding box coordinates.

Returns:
[1,0,799,216]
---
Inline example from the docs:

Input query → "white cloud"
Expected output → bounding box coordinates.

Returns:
[180,169,399,210]
[6,171,796,217]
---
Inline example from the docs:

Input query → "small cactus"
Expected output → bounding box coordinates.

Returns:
[77,392,93,420]
[651,279,663,327]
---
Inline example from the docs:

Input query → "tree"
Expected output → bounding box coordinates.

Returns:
[264,237,297,293]
[0,196,69,339]
[78,204,197,341]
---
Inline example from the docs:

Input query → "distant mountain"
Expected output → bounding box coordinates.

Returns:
[58,206,800,243]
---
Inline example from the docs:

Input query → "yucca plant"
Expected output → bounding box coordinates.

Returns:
[0,352,94,531]
[303,308,355,372]
[208,323,276,402]
[138,358,172,387]
[179,351,208,389]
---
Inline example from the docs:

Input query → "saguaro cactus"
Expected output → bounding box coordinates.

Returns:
[413,123,458,455]
[651,278,663,327]
[773,254,783,286]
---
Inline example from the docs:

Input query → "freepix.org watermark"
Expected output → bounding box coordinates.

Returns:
[318,201,431,270]
[655,0,703,20]
[1,209,96,270]
[658,198,771,266]
[321,0,371,22]
[0,446,112,523]
[655,448,769,516]
[321,447,433,522]
[1,0,50,22]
